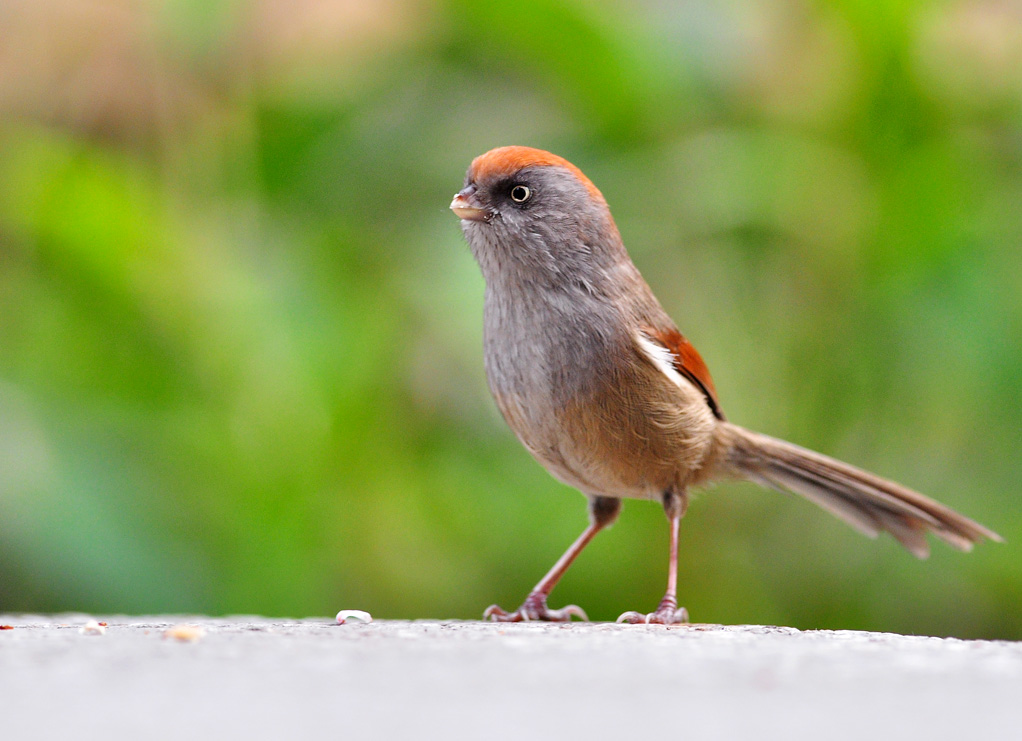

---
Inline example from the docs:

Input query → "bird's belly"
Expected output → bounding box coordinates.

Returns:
[491,355,717,500]
[559,376,715,498]
[483,290,717,498]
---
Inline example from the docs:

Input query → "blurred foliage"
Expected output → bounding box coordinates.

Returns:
[0,0,1019,638]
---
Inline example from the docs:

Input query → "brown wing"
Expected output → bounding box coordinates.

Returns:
[645,326,725,420]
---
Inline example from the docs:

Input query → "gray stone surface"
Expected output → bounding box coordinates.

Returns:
[1,616,1020,739]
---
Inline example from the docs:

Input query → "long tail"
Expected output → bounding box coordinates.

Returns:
[719,423,1002,558]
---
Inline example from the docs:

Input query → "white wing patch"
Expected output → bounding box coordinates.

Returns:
[634,331,690,391]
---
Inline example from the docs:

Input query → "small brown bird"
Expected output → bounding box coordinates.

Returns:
[451,145,1001,624]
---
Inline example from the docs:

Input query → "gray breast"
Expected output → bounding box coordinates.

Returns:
[482,281,621,412]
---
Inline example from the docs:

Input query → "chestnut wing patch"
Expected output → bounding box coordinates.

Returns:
[643,326,725,420]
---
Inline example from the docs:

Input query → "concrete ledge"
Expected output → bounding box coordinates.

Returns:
[2,616,1020,739]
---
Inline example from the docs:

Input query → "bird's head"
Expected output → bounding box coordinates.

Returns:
[451,146,623,287]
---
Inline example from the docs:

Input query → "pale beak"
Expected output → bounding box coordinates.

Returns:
[450,189,491,222]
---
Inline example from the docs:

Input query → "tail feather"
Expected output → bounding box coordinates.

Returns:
[722,423,1002,558]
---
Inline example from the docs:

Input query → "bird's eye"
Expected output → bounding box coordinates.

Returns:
[509,185,531,204]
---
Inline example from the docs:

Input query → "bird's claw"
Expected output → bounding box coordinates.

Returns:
[616,598,689,625]
[484,593,589,622]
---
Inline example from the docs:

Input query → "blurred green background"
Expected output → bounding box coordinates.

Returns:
[0,0,1019,639]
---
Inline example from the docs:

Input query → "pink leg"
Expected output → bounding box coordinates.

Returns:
[618,491,689,625]
[485,496,620,622]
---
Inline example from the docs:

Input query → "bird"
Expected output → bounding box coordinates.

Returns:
[450,145,1002,624]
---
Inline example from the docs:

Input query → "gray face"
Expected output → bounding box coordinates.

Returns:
[457,165,618,290]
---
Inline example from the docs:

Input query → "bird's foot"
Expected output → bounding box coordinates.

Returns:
[616,596,688,625]
[484,592,589,623]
